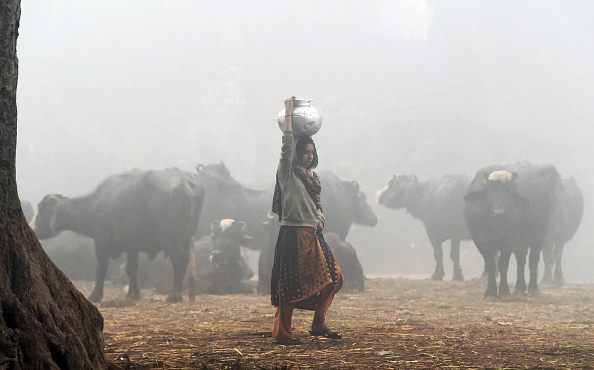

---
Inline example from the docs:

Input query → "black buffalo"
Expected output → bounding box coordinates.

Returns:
[318,170,378,239]
[375,174,471,281]
[194,219,254,294]
[257,171,378,293]
[463,164,559,298]
[33,168,204,302]
[541,177,584,285]
[112,219,256,295]
[193,163,271,247]
[324,232,365,292]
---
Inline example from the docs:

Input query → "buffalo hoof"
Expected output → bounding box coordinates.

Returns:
[483,292,497,301]
[452,272,465,282]
[498,287,511,298]
[527,289,540,298]
[541,274,553,285]
[127,292,141,301]
[88,292,103,303]
[166,293,183,303]
[552,276,565,286]
[512,289,527,297]
[431,274,444,281]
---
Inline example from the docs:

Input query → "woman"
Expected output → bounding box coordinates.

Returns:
[270,96,344,345]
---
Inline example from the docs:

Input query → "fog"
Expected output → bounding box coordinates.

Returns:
[16,1,594,282]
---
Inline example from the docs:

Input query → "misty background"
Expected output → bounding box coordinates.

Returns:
[15,1,594,282]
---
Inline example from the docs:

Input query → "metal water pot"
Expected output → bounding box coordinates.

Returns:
[277,99,323,137]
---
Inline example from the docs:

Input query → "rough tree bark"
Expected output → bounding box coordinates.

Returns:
[0,2,109,368]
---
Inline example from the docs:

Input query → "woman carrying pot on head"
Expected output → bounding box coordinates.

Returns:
[270,96,344,345]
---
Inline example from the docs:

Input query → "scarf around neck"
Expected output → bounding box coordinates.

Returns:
[271,164,322,221]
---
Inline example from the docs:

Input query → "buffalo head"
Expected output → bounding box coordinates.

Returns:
[343,180,378,226]
[209,219,252,267]
[33,195,66,239]
[464,170,529,218]
[375,174,418,209]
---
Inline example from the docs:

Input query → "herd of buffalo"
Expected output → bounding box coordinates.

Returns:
[22,160,583,301]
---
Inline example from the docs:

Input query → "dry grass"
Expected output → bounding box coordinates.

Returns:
[75,278,594,369]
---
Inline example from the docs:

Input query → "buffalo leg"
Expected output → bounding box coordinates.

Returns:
[429,236,445,280]
[258,241,275,294]
[541,244,554,284]
[514,251,527,295]
[89,248,109,302]
[482,250,500,279]
[497,249,512,297]
[171,247,190,294]
[478,245,497,299]
[553,243,565,284]
[450,239,464,281]
[528,246,541,295]
[188,238,197,302]
[126,251,140,300]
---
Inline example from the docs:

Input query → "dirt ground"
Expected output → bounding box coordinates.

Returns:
[80,278,594,369]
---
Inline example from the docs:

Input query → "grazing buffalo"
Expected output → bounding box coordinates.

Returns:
[375,174,471,281]
[257,171,378,293]
[324,232,365,292]
[464,164,559,298]
[194,219,254,294]
[33,168,205,302]
[541,177,583,285]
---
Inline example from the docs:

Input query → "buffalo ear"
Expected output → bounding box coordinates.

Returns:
[464,190,486,202]
[210,220,221,233]
[237,221,247,231]
[410,175,418,183]
[196,164,206,173]
[480,171,489,183]
[351,181,360,191]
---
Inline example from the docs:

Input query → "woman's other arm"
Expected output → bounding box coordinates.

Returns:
[278,96,296,180]
[282,96,295,132]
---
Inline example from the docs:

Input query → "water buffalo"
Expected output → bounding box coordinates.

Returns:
[324,232,365,292]
[541,177,583,285]
[193,163,271,248]
[33,168,204,302]
[464,164,559,298]
[375,174,471,281]
[319,170,378,239]
[257,171,378,293]
[194,219,254,294]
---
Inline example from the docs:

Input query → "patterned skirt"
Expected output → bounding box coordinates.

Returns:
[271,226,340,311]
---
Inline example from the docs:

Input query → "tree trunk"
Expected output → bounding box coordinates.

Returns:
[0,2,109,368]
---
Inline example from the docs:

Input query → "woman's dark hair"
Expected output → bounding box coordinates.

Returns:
[295,136,318,169]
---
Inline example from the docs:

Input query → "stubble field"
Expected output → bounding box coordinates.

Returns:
[79,278,594,369]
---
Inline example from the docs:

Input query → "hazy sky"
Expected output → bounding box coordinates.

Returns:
[15,1,594,281]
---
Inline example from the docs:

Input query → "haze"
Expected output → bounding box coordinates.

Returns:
[15,1,594,282]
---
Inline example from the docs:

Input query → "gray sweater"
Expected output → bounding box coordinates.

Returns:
[277,132,325,228]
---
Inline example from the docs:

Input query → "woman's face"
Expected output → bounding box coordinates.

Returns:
[299,144,315,169]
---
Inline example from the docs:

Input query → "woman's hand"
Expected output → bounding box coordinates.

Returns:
[316,221,324,233]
